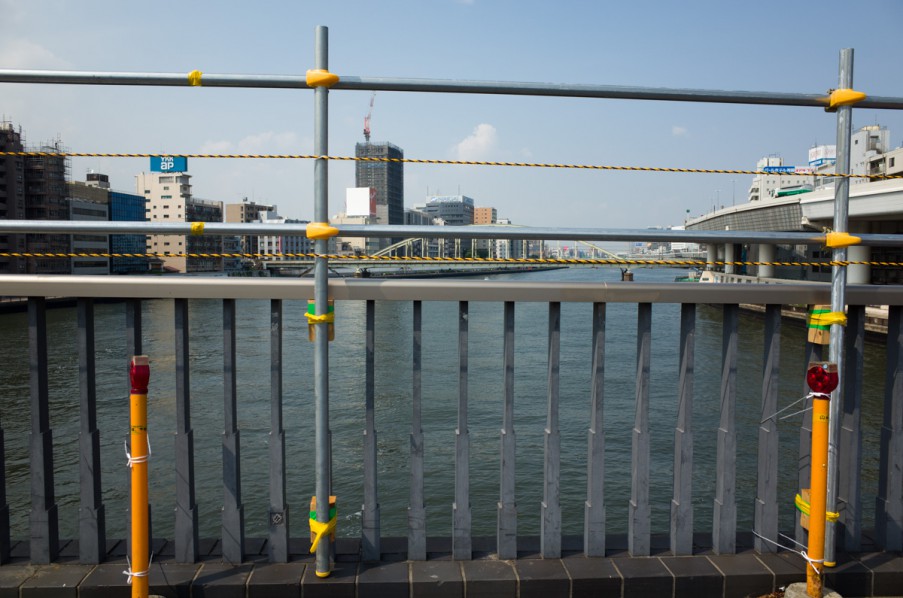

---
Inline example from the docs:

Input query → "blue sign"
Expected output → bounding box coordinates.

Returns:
[762,166,795,174]
[808,158,836,168]
[150,156,188,172]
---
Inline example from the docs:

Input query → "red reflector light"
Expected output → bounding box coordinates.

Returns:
[807,361,838,395]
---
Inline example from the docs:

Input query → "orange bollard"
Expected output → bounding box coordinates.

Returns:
[805,362,838,598]
[806,394,830,598]
[129,356,150,598]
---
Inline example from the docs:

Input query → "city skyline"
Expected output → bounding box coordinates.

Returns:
[2,0,902,229]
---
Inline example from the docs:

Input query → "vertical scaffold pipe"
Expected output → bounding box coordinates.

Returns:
[313,25,333,578]
[807,393,830,598]
[824,48,854,567]
[129,355,150,598]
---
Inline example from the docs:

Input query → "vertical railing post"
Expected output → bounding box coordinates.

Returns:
[78,297,105,563]
[824,47,855,565]
[629,303,651,556]
[0,382,8,564]
[362,301,380,560]
[28,296,58,564]
[876,306,903,550]
[453,301,472,560]
[497,301,517,559]
[713,303,738,555]
[408,301,426,560]
[754,304,781,553]
[584,302,606,557]
[221,299,245,563]
[268,299,289,562]
[541,302,561,558]
[173,298,198,563]
[312,24,334,578]
[671,303,695,555]
[838,305,864,550]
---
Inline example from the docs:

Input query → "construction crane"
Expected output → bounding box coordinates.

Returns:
[363,91,376,142]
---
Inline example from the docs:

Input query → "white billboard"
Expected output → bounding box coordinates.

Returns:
[346,187,376,217]
[808,145,836,165]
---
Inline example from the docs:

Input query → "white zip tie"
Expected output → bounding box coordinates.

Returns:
[123,551,154,584]
[124,436,152,467]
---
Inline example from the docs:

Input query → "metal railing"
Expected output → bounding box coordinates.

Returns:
[0,274,902,565]
[3,25,903,573]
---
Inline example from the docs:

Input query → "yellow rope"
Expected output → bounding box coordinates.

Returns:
[3,251,903,268]
[0,151,900,180]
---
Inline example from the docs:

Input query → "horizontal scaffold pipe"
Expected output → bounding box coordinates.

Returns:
[3,275,903,306]
[0,219,900,248]
[1,68,902,110]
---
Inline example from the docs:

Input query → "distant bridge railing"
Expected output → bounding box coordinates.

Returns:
[0,273,901,566]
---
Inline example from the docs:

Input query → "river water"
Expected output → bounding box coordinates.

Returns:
[0,267,888,543]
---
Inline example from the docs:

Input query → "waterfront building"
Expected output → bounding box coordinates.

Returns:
[137,170,223,273]
[225,199,277,255]
[355,142,404,228]
[473,206,497,256]
[256,211,312,261]
[222,235,243,273]
[109,190,149,274]
[84,172,149,274]
[16,133,70,274]
[68,181,110,275]
[0,121,26,274]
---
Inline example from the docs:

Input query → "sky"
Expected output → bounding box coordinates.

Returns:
[2,0,902,230]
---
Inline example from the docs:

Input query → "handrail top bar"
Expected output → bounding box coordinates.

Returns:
[2,274,903,305]
[1,68,901,110]
[0,219,900,247]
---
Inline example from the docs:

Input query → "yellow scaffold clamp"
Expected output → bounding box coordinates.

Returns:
[824,231,861,248]
[825,88,866,112]
[306,69,340,88]
[306,222,339,240]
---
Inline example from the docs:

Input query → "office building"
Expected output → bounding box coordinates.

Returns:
[225,199,277,255]
[474,207,497,225]
[68,181,110,275]
[355,142,404,246]
[137,169,223,273]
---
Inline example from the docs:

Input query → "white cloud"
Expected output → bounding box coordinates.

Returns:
[199,131,304,155]
[672,125,688,137]
[0,38,67,69]
[453,123,498,161]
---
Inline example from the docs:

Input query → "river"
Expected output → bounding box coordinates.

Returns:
[0,266,888,543]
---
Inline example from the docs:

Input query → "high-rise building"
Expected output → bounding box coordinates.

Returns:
[0,121,26,274]
[137,170,223,273]
[24,137,70,274]
[355,142,404,229]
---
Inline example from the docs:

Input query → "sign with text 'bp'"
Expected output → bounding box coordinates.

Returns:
[150,156,188,172]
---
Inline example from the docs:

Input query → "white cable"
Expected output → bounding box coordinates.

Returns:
[124,436,152,468]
